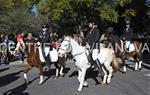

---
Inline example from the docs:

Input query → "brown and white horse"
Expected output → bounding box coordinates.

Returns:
[14,39,66,84]
[106,34,143,72]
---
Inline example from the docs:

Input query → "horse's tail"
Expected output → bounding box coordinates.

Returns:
[112,53,120,73]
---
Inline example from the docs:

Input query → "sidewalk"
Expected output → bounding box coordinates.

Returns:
[9,59,28,65]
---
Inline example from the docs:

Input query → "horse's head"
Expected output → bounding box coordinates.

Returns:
[58,36,72,57]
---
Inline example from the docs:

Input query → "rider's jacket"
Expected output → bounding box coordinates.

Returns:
[84,27,101,49]
[40,31,50,46]
[123,27,133,41]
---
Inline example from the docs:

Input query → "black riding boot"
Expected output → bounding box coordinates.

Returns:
[95,59,104,76]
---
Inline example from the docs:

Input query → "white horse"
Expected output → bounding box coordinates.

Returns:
[58,36,120,92]
[58,36,90,92]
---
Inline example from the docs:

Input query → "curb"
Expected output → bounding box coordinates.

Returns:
[10,60,28,65]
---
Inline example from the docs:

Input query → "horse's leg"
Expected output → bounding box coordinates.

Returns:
[52,62,59,78]
[138,55,143,71]
[44,61,51,71]
[38,64,44,84]
[23,65,32,84]
[106,63,113,84]
[77,68,87,92]
[135,62,138,71]
[139,60,143,71]
[134,56,143,71]
[58,56,65,77]
[101,67,107,85]
[59,66,65,77]
[78,69,82,83]
[134,57,139,71]
[77,69,88,86]
[122,59,127,73]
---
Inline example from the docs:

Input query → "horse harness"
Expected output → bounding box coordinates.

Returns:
[59,39,90,65]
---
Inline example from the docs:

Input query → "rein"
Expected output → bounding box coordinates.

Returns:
[72,50,86,58]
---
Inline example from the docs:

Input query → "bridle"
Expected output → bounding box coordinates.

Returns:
[59,37,88,60]
[59,39,72,53]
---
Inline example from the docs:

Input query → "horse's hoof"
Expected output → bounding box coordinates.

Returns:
[83,82,88,87]
[75,91,81,95]
[24,80,29,85]
[53,76,58,79]
[100,82,106,86]
[60,73,65,77]
[83,84,88,87]
[76,90,82,93]
[139,68,142,71]
[122,71,126,74]
[134,70,138,72]
[39,81,43,85]
[107,82,110,85]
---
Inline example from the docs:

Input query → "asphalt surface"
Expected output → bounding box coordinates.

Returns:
[0,54,150,95]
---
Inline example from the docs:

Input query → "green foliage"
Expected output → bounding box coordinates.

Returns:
[113,0,132,7]
[37,0,53,15]
[0,0,133,23]
[51,0,70,20]
[122,8,136,21]
[1,0,147,34]
[100,3,119,23]
[0,7,49,34]
[0,0,33,14]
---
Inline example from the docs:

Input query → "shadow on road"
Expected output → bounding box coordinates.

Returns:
[68,71,78,78]
[142,52,150,70]
[42,67,70,84]
[86,69,100,85]
[2,75,40,95]
[0,70,22,87]
[0,67,9,73]
[69,69,100,85]
[2,83,29,95]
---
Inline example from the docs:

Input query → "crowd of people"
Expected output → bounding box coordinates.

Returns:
[0,24,60,65]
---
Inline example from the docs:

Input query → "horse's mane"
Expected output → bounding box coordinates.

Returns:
[64,36,85,55]
[107,34,121,47]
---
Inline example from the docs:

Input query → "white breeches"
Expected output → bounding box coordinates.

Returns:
[125,41,130,49]
[92,49,99,61]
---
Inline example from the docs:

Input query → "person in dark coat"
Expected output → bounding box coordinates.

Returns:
[39,23,51,58]
[40,24,51,44]
[84,20,101,50]
[83,17,102,70]
[123,20,133,51]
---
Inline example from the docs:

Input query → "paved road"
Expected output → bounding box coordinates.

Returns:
[0,55,150,95]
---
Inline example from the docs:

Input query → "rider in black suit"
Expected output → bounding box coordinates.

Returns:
[123,20,133,51]
[84,17,102,70]
[39,23,51,59]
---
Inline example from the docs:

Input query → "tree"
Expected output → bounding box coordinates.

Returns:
[0,0,33,14]
[1,0,148,35]
[0,7,49,34]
